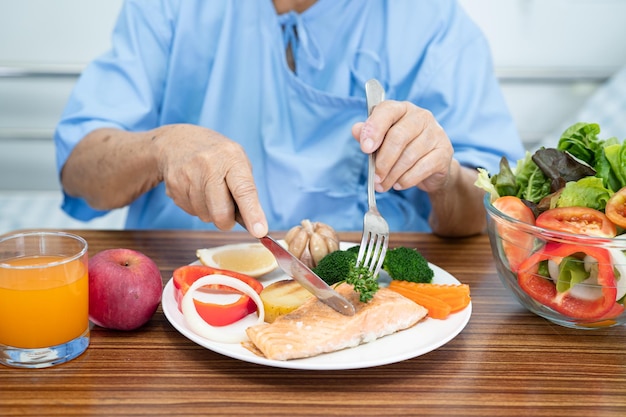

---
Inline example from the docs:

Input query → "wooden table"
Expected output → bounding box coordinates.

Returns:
[1,230,625,416]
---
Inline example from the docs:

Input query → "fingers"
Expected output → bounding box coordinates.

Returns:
[226,168,268,238]
[357,100,407,154]
[158,126,267,237]
[379,113,452,192]
[356,101,453,193]
[200,144,268,237]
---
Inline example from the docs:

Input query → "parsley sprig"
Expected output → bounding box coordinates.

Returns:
[345,266,379,303]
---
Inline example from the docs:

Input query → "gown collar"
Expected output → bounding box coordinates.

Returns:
[277,10,324,71]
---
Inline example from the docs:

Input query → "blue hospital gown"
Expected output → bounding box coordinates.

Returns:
[54,0,524,231]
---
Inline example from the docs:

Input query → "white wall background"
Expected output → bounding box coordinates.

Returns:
[459,0,626,147]
[0,0,125,231]
[1,0,626,231]
[0,0,123,191]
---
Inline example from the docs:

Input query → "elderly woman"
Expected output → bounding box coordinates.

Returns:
[54,0,524,237]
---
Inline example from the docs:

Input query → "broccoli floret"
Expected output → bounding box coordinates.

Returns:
[346,245,360,255]
[313,250,358,285]
[347,245,385,265]
[313,249,379,302]
[382,246,434,283]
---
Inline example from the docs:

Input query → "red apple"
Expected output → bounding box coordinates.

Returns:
[88,248,163,331]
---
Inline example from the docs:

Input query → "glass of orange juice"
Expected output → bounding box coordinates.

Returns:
[0,231,89,368]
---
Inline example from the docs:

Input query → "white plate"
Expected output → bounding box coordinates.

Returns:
[162,245,472,370]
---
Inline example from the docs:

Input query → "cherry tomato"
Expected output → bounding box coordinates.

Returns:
[536,207,617,238]
[492,196,536,273]
[605,187,626,229]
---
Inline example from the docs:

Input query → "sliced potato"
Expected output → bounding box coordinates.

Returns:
[260,279,313,323]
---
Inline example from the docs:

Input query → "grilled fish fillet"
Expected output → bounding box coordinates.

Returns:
[244,283,428,361]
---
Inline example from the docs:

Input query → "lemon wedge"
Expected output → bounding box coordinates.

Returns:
[196,243,278,278]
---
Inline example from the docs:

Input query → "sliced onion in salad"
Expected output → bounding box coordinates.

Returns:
[181,274,265,343]
[548,252,626,302]
[609,249,626,301]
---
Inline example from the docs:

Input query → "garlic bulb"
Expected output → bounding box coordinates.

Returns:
[284,219,340,268]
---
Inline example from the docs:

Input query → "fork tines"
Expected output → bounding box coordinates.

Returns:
[356,228,388,277]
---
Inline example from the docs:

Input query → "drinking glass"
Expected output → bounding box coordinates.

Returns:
[0,231,89,368]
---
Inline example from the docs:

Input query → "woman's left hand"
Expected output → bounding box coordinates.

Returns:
[351,100,486,237]
[351,100,454,193]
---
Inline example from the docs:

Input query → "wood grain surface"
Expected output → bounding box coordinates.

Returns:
[1,230,625,417]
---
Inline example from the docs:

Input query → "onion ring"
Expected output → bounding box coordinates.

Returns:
[181,274,265,343]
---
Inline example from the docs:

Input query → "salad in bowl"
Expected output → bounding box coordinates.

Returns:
[477,122,626,329]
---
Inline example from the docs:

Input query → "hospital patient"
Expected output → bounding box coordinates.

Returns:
[54,0,524,237]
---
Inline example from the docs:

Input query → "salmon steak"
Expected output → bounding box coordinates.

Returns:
[244,283,428,361]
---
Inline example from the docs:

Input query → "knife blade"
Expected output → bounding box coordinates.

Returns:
[234,213,355,316]
[258,235,356,316]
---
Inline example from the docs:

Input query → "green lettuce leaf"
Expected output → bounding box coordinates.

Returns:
[603,142,626,190]
[474,168,498,200]
[557,122,603,166]
[514,152,551,203]
[490,157,518,197]
[556,256,590,293]
[594,140,622,192]
[555,176,613,211]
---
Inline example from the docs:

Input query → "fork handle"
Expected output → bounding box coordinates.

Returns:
[365,79,385,209]
[366,79,385,116]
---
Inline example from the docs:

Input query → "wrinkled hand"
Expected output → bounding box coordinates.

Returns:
[351,100,454,193]
[152,124,268,237]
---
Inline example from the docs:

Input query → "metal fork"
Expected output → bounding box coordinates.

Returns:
[355,79,390,277]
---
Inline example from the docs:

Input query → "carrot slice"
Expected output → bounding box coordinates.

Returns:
[390,281,470,298]
[387,285,452,319]
[388,281,471,318]
[437,293,471,313]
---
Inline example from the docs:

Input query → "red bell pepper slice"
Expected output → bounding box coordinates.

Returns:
[173,265,263,326]
[517,242,618,320]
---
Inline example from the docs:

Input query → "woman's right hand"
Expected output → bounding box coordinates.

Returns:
[152,124,268,237]
[61,124,268,237]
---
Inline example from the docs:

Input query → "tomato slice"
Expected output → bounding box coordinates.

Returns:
[606,187,626,229]
[172,265,263,326]
[536,207,617,237]
[492,196,536,273]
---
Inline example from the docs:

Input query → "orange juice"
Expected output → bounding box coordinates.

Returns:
[0,255,88,348]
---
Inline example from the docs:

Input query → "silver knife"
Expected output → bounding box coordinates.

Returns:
[235,213,356,316]
[258,235,355,316]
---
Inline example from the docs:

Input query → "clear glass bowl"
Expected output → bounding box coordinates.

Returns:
[484,194,626,329]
